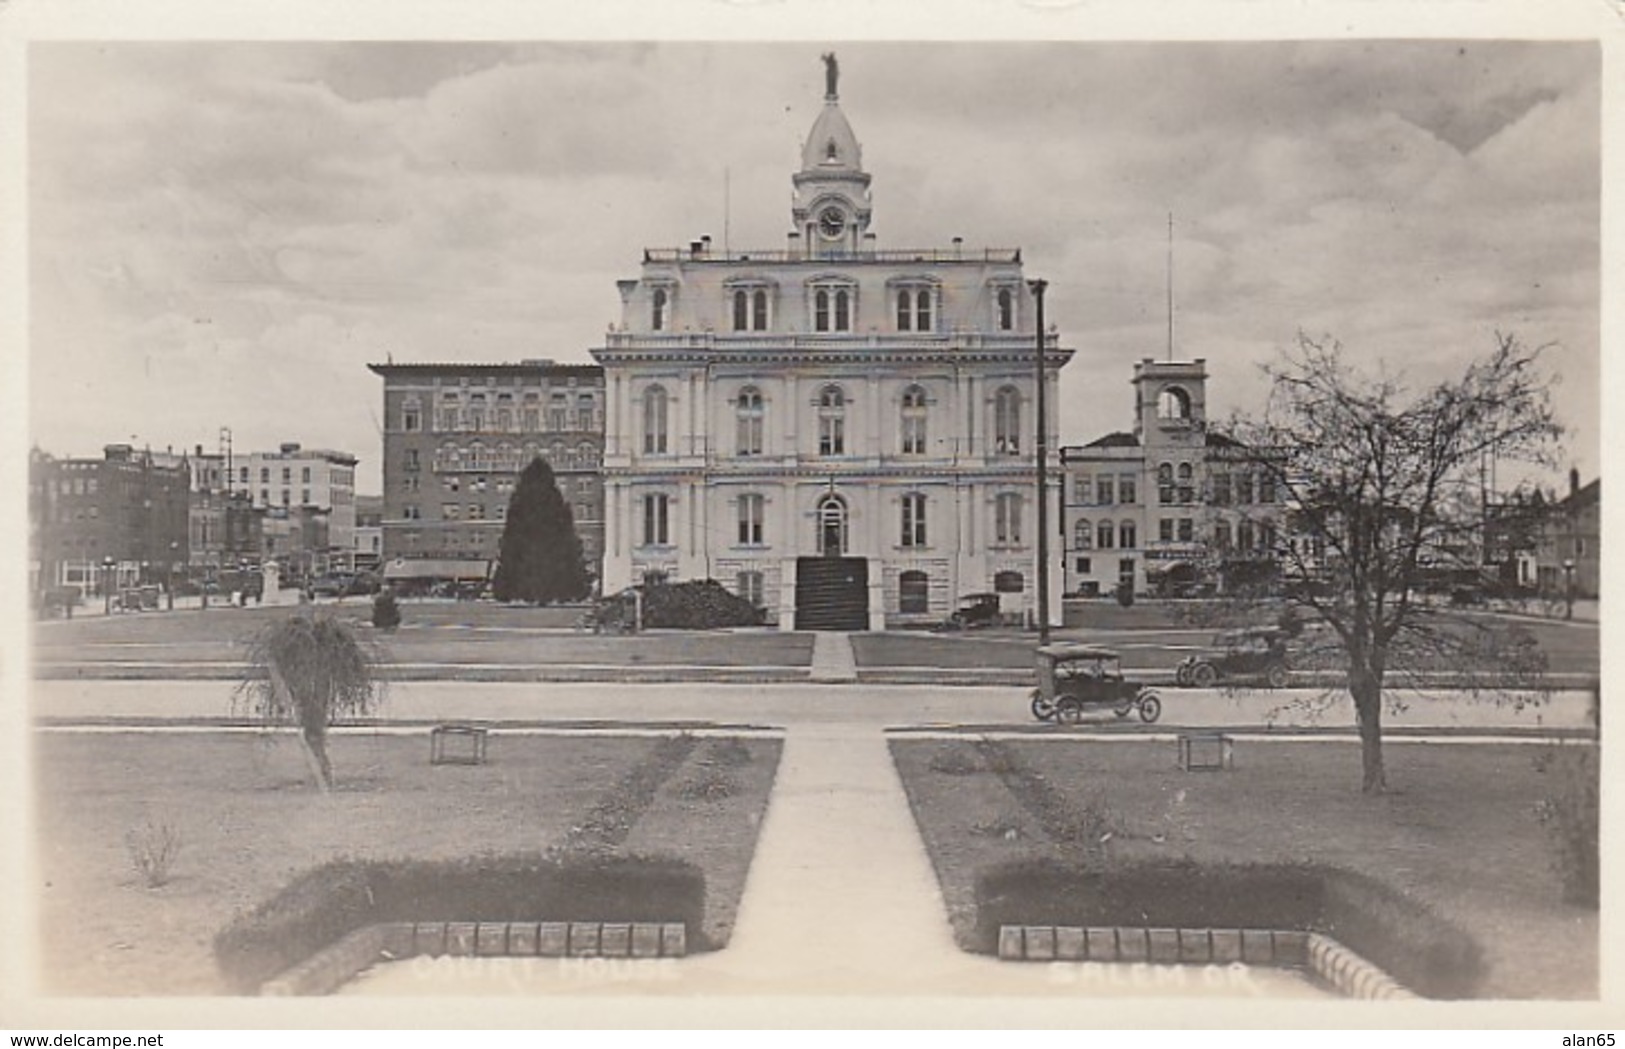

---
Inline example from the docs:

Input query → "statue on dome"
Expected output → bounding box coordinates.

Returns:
[822,52,839,99]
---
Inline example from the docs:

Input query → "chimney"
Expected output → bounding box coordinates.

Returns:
[701,235,712,256]
[689,239,703,259]
[1569,468,1580,498]
[952,236,963,258]
[788,230,801,258]
[281,442,301,455]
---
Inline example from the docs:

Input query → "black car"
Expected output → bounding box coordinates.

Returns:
[1176,627,1292,688]
[939,592,1002,631]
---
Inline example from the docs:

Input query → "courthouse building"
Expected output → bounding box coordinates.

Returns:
[592,57,1071,629]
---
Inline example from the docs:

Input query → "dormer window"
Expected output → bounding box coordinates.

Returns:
[990,281,1021,331]
[809,278,856,333]
[890,278,939,333]
[825,138,839,162]
[651,288,668,332]
[727,280,773,332]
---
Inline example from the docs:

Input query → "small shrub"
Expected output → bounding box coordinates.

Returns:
[125,818,183,888]
[1115,582,1135,608]
[371,590,401,631]
[641,579,764,630]
[1532,742,1599,908]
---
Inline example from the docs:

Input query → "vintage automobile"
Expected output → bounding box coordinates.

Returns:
[1175,627,1292,688]
[1029,644,1162,724]
[938,592,1003,631]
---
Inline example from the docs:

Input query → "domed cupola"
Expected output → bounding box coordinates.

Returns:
[792,52,873,255]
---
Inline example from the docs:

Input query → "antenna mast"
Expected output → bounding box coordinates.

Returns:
[1166,211,1174,362]
[724,168,731,257]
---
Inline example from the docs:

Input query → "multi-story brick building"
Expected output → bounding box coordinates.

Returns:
[1061,359,1282,597]
[29,443,191,599]
[367,360,606,584]
[590,58,1072,629]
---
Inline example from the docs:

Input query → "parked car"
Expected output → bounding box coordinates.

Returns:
[938,592,1002,631]
[308,576,352,598]
[1029,644,1162,724]
[1175,627,1292,688]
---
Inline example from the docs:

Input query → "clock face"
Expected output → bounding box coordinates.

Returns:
[818,207,846,239]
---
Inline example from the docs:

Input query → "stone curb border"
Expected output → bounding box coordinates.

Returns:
[997,925,1414,999]
[259,920,688,996]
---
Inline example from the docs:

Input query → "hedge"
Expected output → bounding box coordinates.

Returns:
[213,851,706,993]
[972,857,1484,999]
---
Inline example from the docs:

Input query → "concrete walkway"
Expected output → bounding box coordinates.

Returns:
[808,632,858,683]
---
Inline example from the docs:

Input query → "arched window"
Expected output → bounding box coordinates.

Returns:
[815,289,831,332]
[577,441,596,467]
[834,288,851,331]
[495,443,516,472]
[915,288,932,331]
[642,385,668,455]
[1214,520,1233,551]
[736,386,764,457]
[733,290,749,332]
[900,384,928,455]
[467,442,488,471]
[997,288,1014,330]
[1097,520,1115,550]
[1074,519,1092,550]
[900,492,927,548]
[1177,462,1195,504]
[818,385,846,456]
[1158,386,1192,420]
[1120,520,1137,549]
[1237,520,1256,552]
[752,289,768,331]
[994,386,1022,455]
[651,288,668,332]
[817,494,848,556]
[899,570,929,614]
[995,492,1023,544]
[1157,462,1175,504]
[896,290,911,331]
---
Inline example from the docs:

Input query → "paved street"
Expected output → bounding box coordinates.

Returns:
[30,677,1597,733]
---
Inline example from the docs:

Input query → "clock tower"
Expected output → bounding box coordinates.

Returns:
[792,52,872,256]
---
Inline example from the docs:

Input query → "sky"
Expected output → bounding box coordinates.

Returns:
[25,35,1602,496]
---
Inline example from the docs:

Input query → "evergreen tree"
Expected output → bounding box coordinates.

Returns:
[493,457,590,604]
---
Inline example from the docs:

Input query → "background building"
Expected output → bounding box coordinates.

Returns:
[223,442,357,577]
[352,494,384,572]
[592,63,1071,630]
[30,444,191,600]
[368,360,606,589]
[1062,359,1282,597]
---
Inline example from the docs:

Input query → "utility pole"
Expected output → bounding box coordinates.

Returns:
[1028,278,1051,646]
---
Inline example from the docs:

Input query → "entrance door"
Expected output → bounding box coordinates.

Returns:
[795,556,868,631]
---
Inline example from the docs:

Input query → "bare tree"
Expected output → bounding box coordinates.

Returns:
[1227,332,1562,793]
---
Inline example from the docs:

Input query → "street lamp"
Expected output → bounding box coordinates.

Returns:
[1562,558,1575,621]
[1028,277,1051,646]
[167,540,178,611]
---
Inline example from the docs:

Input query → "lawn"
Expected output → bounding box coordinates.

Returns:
[890,735,1598,999]
[33,605,815,676]
[33,728,781,995]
